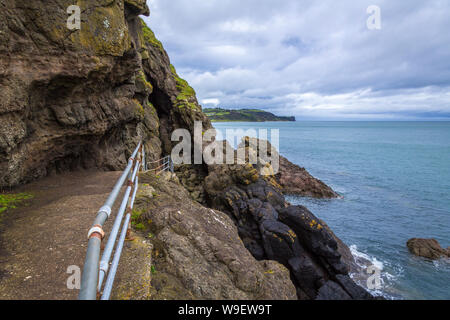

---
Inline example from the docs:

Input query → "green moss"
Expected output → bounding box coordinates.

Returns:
[138,19,199,111]
[140,19,164,52]
[0,193,33,215]
[131,209,148,231]
[169,65,199,110]
[131,209,144,222]
[72,3,130,56]
[151,265,156,274]
[133,99,145,118]
[146,101,157,116]
[133,222,146,231]
[137,70,153,92]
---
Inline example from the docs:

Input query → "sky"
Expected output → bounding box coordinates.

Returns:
[143,0,450,120]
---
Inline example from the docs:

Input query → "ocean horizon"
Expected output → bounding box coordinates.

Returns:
[214,121,450,300]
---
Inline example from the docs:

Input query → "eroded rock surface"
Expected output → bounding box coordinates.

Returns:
[0,0,162,187]
[407,238,450,260]
[133,172,297,300]
[203,156,372,300]
[277,157,339,198]
[0,0,211,188]
[237,138,338,198]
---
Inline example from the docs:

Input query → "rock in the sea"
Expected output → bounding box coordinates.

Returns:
[407,238,450,260]
[134,171,298,300]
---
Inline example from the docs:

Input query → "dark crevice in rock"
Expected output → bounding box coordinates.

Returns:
[147,83,172,155]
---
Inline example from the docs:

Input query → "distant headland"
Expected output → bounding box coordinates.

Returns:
[204,108,296,122]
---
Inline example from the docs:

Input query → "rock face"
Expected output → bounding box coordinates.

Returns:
[0,0,210,188]
[407,238,450,260]
[204,159,372,300]
[0,0,159,187]
[133,172,297,300]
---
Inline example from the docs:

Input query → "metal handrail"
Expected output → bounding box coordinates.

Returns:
[146,155,174,175]
[79,142,142,300]
[78,143,174,300]
[97,159,141,292]
[101,176,139,300]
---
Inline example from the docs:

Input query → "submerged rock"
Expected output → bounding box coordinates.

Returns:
[407,238,450,260]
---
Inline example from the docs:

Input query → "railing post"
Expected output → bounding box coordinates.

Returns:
[170,156,174,173]
[142,144,146,171]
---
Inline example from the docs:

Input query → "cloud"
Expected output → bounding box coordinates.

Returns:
[201,98,220,106]
[144,0,450,120]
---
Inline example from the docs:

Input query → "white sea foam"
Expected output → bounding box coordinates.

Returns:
[350,245,384,270]
[349,245,402,299]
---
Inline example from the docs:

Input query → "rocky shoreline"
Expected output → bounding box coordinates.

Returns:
[0,0,374,300]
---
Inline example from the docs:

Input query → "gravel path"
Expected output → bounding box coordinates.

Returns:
[0,171,125,300]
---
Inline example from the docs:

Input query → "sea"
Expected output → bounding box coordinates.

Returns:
[213,121,450,300]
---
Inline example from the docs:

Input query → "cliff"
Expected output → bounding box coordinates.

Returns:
[0,0,372,300]
[204,108,296,122]
[0,0,210,187]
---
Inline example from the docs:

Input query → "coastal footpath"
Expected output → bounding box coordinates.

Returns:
[0,0,373,300]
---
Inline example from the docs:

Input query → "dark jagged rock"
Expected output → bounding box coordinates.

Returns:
[278,205,349,275]
[335,274,374,300]
[260,219,302,265]
[288,255,327,299]
[316,281,352,300]
[407,238,450,260]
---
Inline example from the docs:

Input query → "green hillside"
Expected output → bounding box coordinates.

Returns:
[204,108,295,122]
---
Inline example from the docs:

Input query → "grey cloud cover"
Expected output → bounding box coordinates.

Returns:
[143,0,450,120]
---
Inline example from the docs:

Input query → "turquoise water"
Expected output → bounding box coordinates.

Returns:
[213,121,450,300]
